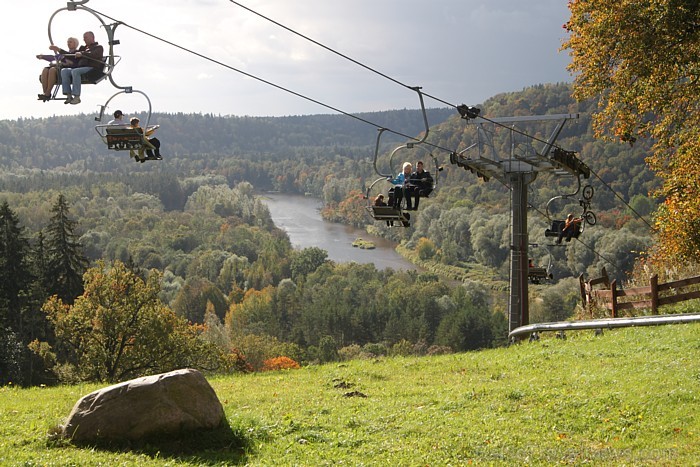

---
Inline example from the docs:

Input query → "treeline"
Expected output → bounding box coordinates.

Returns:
[0,108,454,169]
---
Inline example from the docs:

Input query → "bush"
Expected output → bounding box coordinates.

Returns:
[234,333,304,371]
[389,339,414,357]
[318,336,339,363]
[338,344,362,361]
[426,345,452,356]
[262,356,301,371]
[362,342,388,357]
[416,237,437,260]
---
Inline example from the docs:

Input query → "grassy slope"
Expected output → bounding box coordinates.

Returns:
[1,324,698,466]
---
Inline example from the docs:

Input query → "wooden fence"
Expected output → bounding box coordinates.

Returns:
[580,272,700,317]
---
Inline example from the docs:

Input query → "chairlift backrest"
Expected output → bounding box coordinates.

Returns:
[100,126,148,151]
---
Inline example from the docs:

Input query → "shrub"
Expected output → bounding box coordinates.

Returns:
[389,339,414,357]
[262,356,301,371]
[362,342,388,357]
[416,237,437,260]
[338,344,362,361]
[426,345,452,356]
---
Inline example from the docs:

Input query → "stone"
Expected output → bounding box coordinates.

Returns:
[63,368,224,442]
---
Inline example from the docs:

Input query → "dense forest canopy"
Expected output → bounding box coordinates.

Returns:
[0,83,661,386]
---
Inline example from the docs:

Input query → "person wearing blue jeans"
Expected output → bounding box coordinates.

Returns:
[51,31,104,105]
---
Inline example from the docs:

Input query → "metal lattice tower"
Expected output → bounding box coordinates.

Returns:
[450,113,590,338]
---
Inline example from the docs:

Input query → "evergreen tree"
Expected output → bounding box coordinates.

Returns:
[45,195,89,303]
[0,201,33,334]
[31,231,51,299]
[0,202,35,385]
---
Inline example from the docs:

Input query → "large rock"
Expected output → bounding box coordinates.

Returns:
[63,368,224,442]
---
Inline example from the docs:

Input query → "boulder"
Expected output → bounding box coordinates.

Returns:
[63,368,224,442]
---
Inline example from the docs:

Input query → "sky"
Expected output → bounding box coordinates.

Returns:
[3,0,574,121]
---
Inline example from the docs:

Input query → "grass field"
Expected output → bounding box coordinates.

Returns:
[1,323,698,465]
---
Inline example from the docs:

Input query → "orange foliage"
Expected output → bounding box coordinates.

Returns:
[261,356,301,372]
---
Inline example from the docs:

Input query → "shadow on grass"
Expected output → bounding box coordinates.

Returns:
[56,418,254,465]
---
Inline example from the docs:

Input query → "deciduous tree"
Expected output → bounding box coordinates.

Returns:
[38,260,218,383]
[564,0,700,262]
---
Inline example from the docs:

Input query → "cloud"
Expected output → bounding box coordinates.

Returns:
[3,0,572,120]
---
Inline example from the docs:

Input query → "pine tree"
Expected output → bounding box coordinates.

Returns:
[45,194,89,304]
[0,201,33,333]
[0,202,34,385]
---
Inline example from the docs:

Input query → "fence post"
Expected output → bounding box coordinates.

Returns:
[601,267,610,288]
[579,274,587,311]
[650,274,659,315]
[610,279,617,318]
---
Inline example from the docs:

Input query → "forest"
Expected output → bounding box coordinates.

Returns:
[0,83,659,386]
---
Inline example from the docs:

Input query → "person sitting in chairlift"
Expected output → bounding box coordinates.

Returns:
[409,160,434,210]
[36,36,79,101]
[51,31,104,105]
[129,117,163,162]
[374,193,393,227]
[108,109,126,125]
[557,213,582,244]
[388,162,415,210]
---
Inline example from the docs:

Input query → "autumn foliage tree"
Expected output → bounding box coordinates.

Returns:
[563,0,700,263]
[35,260,220,383]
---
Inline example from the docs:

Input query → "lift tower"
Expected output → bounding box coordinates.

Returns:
[450,111,590,337]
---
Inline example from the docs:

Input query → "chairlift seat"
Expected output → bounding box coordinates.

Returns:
[79,57,109,84]
[368,206,410,222]
[544,219,582,238]
[528,267,553,284]
[104,127,151,151]
[81,67,105,84]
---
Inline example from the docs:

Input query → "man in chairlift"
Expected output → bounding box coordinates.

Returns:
[556,213,582,244]
[108,109,126,125]
[409,160,434,210]
[51,31,104,105]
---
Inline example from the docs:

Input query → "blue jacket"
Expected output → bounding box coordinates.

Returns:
[389,173,409,186]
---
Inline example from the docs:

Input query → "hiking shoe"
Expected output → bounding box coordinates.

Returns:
[63,94,72,104]
[70,96,81,105]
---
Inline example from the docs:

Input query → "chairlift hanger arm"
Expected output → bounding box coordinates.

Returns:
[372,87,431,178]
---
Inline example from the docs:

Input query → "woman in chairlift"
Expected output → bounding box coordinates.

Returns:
[388,162,416,210]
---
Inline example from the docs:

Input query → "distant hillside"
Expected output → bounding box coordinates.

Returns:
[0,108,454,169]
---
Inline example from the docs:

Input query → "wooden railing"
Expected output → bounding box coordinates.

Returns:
[582,273,700,317]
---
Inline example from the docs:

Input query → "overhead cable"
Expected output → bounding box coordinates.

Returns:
[91,8,457,155]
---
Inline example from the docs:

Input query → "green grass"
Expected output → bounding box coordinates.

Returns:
[2,324,699,465]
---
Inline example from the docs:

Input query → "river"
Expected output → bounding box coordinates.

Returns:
[260,194,417,271]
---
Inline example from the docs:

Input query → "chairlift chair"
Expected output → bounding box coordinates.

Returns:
[544,179,596,243]
[42,0,129,102]
[527,245,555,284]
[94,89,161,162]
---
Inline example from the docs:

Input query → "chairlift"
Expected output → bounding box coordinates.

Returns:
[527,244,555,284]
[40,0,128,102]
[544,176,596,243]
[364,88,442,227]
[94,90,161,162]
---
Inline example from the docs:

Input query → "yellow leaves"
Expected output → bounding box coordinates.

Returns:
[566,0,700,264]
